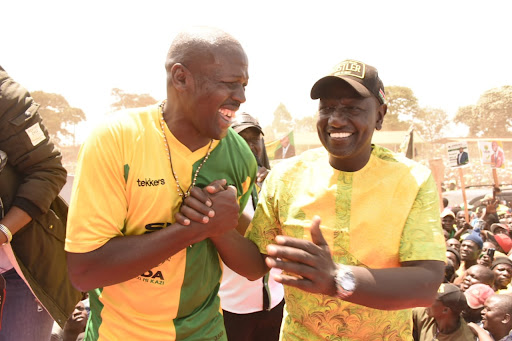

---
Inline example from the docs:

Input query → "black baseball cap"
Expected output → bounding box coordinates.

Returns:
[231,112,264,135]
[437,283,468,313]
[310,59,386,104]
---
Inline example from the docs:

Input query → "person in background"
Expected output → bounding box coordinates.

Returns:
[460,264,495,292]
[412,283,475,340]
[51,299,89,341]
[447,180,457,191]
[489,233,512,256]
[463,283,495,324]
[468,294,512,341]
[219,113,284,341]
[446,247,461,283]
[444,260,457,283]
[491,257,512,294]
[0,67,81,340]
[491,141,505,168]
[231,112,271,188]
[455,232,484,285]
[478,241,498,268]
[441,211,457,239]
[446,247,461,272]
[491,223,511,238]
[446,238,461,252]
[457,147,469,166]
[274,134,295,160]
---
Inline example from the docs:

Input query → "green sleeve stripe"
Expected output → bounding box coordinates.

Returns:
[175,129,256,339]
[84,288,104,340]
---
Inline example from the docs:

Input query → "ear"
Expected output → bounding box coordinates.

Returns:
[502,313,511,324]
[375,103,387,131]
[170,63,193,92]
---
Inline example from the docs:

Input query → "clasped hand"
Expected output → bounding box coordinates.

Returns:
[175,179,239,238]
[177,191,338,296]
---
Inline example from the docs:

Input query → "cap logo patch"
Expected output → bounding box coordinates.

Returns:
[379,88,386,101]
[332,60,365,79]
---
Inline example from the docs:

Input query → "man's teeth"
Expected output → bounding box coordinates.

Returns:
[330,132,351,138]
[219,108,235,118]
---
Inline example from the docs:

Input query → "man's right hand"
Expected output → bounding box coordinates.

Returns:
[176,179,240,237]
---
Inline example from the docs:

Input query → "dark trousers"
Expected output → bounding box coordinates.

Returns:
[223,299,285,341]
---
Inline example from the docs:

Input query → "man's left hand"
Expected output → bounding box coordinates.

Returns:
[265,216,337,296]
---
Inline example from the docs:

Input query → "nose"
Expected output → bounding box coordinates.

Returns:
[232,84,246,104]
[328,110,349,127]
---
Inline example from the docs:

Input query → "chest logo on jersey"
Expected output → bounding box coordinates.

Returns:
[137,178,165,187]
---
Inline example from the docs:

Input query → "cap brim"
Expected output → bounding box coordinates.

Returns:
[231,123,264,135]
[310,76,373,100]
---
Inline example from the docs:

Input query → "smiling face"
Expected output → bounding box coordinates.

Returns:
[187,44,248,141]
[316,82,386,171]
[442,216,455,232]
[481,295,505,332]
[461,265,494,291]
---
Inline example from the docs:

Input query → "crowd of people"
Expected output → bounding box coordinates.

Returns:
[416,191,512,340]
[0,26,511,341]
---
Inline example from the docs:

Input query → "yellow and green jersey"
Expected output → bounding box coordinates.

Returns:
[246,146,446,340]
[66,104,256,340]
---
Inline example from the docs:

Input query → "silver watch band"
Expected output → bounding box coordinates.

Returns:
[0,224,12,245]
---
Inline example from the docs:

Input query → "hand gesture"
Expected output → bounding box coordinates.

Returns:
[265,216,337,296]
[175,179,240,238]
[486,198,498,214]
[175,179,227,225]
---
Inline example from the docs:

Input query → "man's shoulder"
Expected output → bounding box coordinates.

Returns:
[270,148,326,175]
[88,104,159,140]
[372,145,432,181]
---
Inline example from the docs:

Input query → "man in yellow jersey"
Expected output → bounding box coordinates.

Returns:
[180,59,447,340]
[65,27,257,340]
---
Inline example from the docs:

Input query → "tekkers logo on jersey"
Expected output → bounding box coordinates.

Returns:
[137,178,165,187]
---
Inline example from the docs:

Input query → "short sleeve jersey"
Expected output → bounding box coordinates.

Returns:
[65,104,257,341]
[246,146,446,340]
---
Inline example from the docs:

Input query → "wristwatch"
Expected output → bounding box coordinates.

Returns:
[334,264,356,299]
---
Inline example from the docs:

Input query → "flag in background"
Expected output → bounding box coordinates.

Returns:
[265,131,295,160]
[398,126,414,159]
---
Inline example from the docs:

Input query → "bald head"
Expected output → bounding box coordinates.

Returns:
[493,294,512,315]
[165,27,244,73]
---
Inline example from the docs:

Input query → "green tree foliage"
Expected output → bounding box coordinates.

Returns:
[262,125,275,142]
[110,88,158,111]
[31,91,85,144]
[414,107,448,142]
[382,86,418,131]
[455,86,512,137]
[271,103,293,134]
[294,114,317,132]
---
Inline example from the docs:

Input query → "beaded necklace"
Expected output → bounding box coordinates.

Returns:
[159,101,213,198]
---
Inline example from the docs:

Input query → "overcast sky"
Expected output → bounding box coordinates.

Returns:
[3,0,511,141]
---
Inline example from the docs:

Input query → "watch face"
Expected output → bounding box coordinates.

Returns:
[341,275,355,291]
